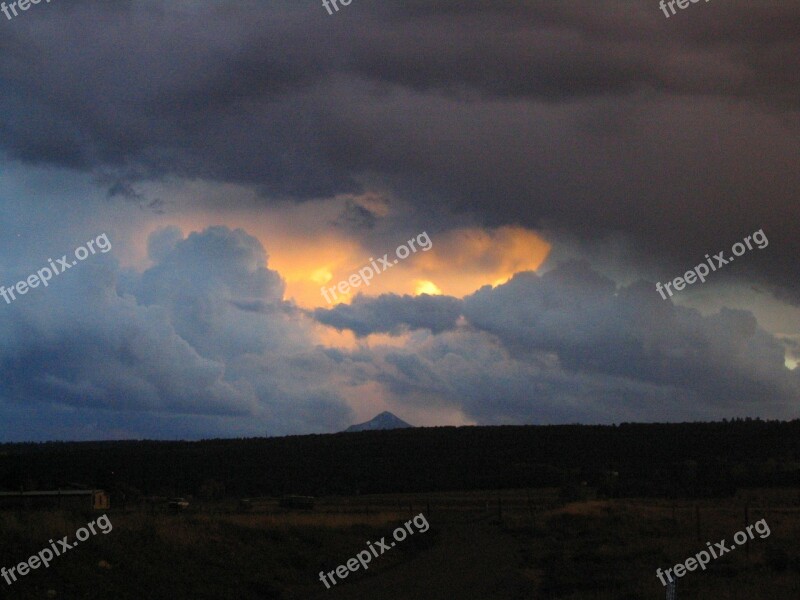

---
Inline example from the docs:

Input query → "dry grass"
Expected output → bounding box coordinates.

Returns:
[1,488,797,599]
[209,510,405,530]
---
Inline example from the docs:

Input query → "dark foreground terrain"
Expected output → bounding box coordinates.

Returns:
[0,489,798,599]
[1,420,800,598]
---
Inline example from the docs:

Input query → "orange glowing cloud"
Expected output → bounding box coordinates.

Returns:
[126,185,550,309]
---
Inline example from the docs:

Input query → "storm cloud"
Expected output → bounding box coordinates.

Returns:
[0,1,798,301]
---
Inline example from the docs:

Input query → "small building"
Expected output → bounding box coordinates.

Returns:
[0,489,110,511]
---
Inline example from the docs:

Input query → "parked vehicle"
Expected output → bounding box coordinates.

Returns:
[167,497,190,511]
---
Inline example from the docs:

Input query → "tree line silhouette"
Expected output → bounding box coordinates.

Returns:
[1,419,797,501]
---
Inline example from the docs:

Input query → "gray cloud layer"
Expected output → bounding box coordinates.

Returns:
[317,260,799,423]
[313,293,462,337]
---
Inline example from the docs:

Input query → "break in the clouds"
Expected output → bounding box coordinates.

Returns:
[0,1,798,439]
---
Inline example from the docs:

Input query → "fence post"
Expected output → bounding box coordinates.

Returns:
[695,505,701,542]
[745,504,750,560]
[527,492,535,528]
[498,496,502,521]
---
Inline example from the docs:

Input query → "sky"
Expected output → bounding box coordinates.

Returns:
[0,0,798,441]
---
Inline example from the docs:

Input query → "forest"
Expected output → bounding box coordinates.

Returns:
[1,419,798,502]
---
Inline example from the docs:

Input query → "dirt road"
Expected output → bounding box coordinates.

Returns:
[307,515,532,600]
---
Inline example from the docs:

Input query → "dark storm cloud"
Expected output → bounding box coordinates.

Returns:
[313,293,462,337]
[461,262,797,410]
[0,0,798,300]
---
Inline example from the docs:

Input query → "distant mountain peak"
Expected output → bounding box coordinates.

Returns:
[344,411,413,432]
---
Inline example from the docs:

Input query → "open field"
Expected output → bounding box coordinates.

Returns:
[1,487,798,599]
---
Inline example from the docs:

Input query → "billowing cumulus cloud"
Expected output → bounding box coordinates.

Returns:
[0,226,355,439]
